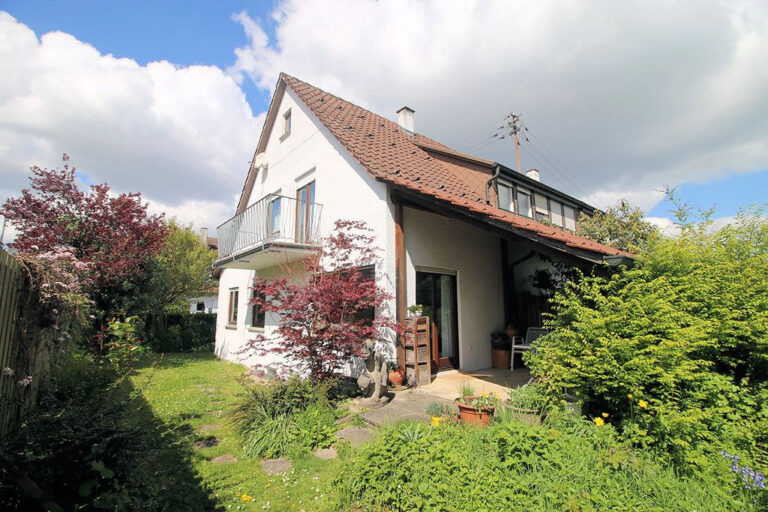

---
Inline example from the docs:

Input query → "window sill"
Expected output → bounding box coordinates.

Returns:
[279,131,291,142]
[225,325,237,330]
[248,327,265,333]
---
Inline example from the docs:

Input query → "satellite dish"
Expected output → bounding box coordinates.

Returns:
[253,152,266,169]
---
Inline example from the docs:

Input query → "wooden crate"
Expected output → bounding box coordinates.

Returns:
[405,345,429,364]
[404,315,431,387]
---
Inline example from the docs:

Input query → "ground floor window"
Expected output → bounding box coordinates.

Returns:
[227,288,239,325]
[251,291,265,328]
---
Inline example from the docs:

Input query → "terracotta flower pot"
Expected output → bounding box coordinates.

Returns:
[455,396,494,427]
[491,348,511,369]
[388,368,404,387]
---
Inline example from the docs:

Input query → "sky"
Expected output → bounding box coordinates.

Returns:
[1,0,767,242]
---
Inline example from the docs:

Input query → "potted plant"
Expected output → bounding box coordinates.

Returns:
[387,361,405,388]
[455,384,498,427]
[407,304,423,317]
[426,401,444,427]
[506,381,545,425]
[490,329,511,369]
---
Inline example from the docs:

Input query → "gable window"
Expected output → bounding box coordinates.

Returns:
[251,290,265,329]
[534,193,549,222]
[550,200,564,227]
[517,188,532,218]
[268,196,282,235]
[498,183,514,212]
[227,288,239,325]
[564,206,577,231]
[281,109,291,140]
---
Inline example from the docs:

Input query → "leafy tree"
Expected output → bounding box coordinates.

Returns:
[577,199,658,252]
[528,200,768,471]
[144,220,217,313]
[246,220,404,380]
[1,155,167,321]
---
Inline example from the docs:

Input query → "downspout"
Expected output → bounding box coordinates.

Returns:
[485,163,501,205]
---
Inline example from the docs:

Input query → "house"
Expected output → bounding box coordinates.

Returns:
[188,228,219,314]
[213,73,632,374]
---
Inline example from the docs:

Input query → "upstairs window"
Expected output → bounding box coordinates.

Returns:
[550,200,564,227]
[281,109,291,140]
[564,206,577,231]
[517,188,532,218]
[227,288,239,325]
[269,196,282,235]
[498,183,514,212]
[534,193,549,222]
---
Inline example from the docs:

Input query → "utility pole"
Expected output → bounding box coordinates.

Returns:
[504,113,522,174]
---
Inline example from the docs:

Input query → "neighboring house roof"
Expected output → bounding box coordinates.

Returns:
[239,73,633,260]
[206,237,218,250]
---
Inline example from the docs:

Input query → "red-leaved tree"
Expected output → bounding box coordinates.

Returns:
[247,220,404,380]
[1,155,167,313]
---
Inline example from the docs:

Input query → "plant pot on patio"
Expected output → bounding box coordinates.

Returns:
[490,331,511,370]
[455,396,495,427]
[388,367,404,388]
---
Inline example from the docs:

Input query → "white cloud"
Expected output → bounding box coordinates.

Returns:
[0,12,260,231]
[230,0,768,213]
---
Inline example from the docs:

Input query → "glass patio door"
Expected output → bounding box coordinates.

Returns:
[416,271,459,369]
[296,181,315,243]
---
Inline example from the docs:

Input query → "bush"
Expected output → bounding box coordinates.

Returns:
[337,419,755,511]
[526,206,768,472]
[150,313,215,353]
[229,376,345,458]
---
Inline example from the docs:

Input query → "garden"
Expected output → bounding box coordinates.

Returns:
[0,159,766,510]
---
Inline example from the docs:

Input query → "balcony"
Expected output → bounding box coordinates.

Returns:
[215,194,322,270]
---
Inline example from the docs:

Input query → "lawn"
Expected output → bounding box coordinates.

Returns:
[130,352,344,511]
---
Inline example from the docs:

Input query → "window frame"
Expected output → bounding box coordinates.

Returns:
[251,290,266,329]
[227,288,239,325]
[280,109,292,140]
[497,182,514,213]
[517,188,533,218]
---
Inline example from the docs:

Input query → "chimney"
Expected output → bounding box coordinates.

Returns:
[525,168,540,182]
[200,227,208,244]
[397,106,415,134]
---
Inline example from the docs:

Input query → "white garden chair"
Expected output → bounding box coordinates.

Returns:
[510,327,548,370]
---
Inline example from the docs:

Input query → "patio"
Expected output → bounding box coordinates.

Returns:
[360,367,531,426]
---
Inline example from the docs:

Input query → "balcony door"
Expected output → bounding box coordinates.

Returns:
[296,181,315,243]
[416,271,459,369]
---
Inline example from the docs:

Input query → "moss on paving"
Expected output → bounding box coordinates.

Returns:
[129,352,344,511]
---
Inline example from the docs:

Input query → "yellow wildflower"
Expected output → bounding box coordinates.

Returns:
[594,417,605,427]
[601,412,609,418]
[627,394,633,399]
[638,400,648,409]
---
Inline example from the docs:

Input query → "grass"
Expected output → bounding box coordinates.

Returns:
[129,352,344,511]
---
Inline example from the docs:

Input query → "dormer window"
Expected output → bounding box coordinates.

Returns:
[281,109,291,140]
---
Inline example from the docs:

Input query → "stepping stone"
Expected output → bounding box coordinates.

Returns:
[198,424,219,432]
[209,410,224,416]
[313,447,337,460]
[335,414,353,424]
[336,426,374,448]
[211,454,237,465]
[193,436,220,449]
[260,457,292,474]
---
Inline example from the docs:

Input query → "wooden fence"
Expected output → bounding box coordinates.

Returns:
[0,247,24,437]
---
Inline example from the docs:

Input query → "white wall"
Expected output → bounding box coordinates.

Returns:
[215,86,397,371]
[188,296,218,314]
[404,207,505,371]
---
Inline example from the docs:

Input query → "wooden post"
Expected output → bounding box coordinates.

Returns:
[394,199,406,369]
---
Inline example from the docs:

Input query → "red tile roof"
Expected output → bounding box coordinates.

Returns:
[275,73,632,259]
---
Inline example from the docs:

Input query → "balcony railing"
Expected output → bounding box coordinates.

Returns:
[216,194,322,261]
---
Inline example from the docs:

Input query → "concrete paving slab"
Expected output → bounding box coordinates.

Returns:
[260,457,292,474]
[336,426,375,447]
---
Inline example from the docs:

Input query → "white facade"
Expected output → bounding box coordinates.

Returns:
[213,83,566,374]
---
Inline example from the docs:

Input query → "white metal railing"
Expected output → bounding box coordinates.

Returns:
[216,194,322,261]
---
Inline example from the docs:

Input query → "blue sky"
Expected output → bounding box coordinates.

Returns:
[2,0,275,112]
[1,1,766,232]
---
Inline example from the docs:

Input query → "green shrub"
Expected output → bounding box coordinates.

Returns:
[527,205,768,472]
[337,419,752,511]
[506,381,547,412]
[229,376,343,458]
[150,313,215,353]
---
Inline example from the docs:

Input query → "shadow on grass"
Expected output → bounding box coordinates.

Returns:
[1,368,222,511]
[134,350,218,371]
